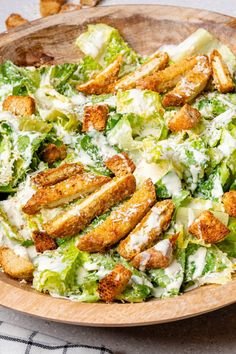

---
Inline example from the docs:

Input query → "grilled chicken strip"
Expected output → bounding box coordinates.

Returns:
[98,264,132,302]
[78,178,156,253]
[44,174,136,238]
[135,56,198,92]
[131,235,178,271]
[210,49,235,93]
[117,200,174,260]
[22,173,111,215]
[113,51,169,92]
[77,55,122,95]
[162,55,212,107]
[32,163,84,187]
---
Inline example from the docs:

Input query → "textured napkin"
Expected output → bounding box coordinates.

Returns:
[0,322,113,354]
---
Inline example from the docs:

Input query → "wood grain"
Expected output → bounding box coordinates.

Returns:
[0,5,236,326]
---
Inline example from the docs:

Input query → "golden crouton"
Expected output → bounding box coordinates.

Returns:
[82,104,109,132]
[32,231,57,253]
[0,247,34,281]
[78,178,156,253]
[5,13,28,30]
[40,0,66,17]
[41,144,67,166]
[77,55,122,95]
[80,0,100,6]
[168,104,201,132]
[23,173,111,215]
[131,235,177,271]
[98,264,132,302]
[60,3,81,12]
[44,174,136,238]
[32,163,84,187]
[114,52,169,91]
[3,95,35,116]
[118,200,174,260]
[136,56,198,92]
[105,152,136,177]
[210,50,235,93]
[162,56,212,107]
[188,210,229,244]
[222,190,236,217]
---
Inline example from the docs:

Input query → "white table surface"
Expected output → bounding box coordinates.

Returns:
[1,1,236,353]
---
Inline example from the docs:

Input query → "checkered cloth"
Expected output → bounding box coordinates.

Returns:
[0,322,113,354]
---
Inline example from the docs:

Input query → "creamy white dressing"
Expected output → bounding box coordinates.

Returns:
[162,171,181,196]
[188,247,207,279]
[154,239,172,258]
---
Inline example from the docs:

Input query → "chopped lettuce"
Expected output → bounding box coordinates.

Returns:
[184,243,232,290]
[76,24,141,75]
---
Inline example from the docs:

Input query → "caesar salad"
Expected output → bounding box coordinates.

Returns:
[0,24,235,303]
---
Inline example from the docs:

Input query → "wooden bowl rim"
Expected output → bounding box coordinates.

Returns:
[0,4,236,327]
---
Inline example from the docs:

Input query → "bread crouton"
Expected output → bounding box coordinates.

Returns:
[135,56,198,92]
[41,144,67,166]
[60,3,81,12]
[44,174,136,238]
[222,190,236,217]
[162,56,212,107]
[105,152,136,177]
[3,95,35,116]
[188,210,229,244]
[0,247,34,281]
[32,231,57,253]
[80,0,100,6]
[5,13,28,30]
[77,55,122,95]
[82,104,109,132]
[168,104,201,132]
[114,52,169,91]
[98,264,132,302]
[131,237,176,271]
[210,50,235,93]
[32,163,84,187]
[78,178,156,253]
[23,173,111,215]
[40,0,66,17]
[118,200,174,260]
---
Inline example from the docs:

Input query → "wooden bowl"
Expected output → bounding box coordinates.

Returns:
[0,5,236,327]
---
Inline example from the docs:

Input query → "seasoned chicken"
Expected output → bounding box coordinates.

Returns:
[32,163,84,187]
[78,178,156,253]
[0,247,34,281]
[3,95,35,116]
[41,144,67,166]
[98,264,132,302]
[117,200,174,260]
[44,174,136,238]
[22,173,111,215]
[77,55,122,95]
[5,13,28,29]
[210,50,235,93]
[32,231,57,253]
[113,51,169,91]
[162,55,212,107]
[105,152,136,177]
[82,104,109,132]
[131,235,178,271]
[222,190,236,217]
[168,104,201,132]
[135,56,198,92]
[188,210,229,244]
